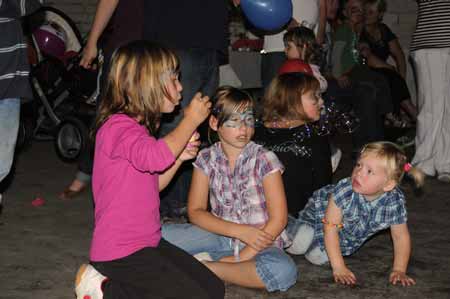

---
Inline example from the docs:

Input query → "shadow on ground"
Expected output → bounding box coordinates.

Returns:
[0,134,449,299]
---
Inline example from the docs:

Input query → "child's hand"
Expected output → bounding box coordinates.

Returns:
[184,93,211,126]
[178,132,200,161]
[333,266,357,285]
[389,271,416,286]
[238,225,274,251]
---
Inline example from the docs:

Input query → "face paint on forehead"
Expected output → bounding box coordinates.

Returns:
[223,109,255,128]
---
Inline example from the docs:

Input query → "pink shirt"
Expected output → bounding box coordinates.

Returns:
[90,114,175,262]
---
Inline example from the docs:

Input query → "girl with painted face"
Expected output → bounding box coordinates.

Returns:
[162,86,298,292]
[288,141,424,287]
[254,72,329,219]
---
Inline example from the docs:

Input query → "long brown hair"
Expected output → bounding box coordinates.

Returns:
[283,26,321,64]
[95,40,179,136]
[262,72,319,123]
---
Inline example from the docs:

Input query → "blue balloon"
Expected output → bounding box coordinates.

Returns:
[240,0,293,31]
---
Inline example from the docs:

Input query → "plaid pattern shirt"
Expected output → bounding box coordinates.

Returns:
[298,177,407,256]
[194,141,290,249]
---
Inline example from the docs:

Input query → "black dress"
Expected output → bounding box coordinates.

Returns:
[360,23,411,113]
[254,124,332,216]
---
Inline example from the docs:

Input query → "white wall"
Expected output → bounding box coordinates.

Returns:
[384,0,418,103]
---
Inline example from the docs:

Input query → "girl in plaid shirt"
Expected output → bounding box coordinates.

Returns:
[163,87,297,292]
[288,141,424,286]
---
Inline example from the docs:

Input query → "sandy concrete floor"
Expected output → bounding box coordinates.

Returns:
[1,137,449,299]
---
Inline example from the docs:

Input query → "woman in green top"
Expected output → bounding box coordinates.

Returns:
[325,0,392,156]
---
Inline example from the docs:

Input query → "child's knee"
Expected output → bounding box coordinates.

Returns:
[286,224,314,255]
[305,246,329,266]
[255,248,298,292]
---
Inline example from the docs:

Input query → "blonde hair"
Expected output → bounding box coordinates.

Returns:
[208,86,254,143]
[95,40,179,135]
[263,72,319,123]
[360,141,425,187]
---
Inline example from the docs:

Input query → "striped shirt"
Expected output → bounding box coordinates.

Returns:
[0,0,41,100]
[297,177,407,256]
[194,141,291,249]
[410,0,450,52]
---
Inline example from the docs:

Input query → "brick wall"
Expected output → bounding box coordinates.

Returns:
[45,0,97,37]
[384,0,418,102]
[47,0,418,46]
[46,0,419,101]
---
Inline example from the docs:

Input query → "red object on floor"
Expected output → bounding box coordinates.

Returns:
[31,197,45,207]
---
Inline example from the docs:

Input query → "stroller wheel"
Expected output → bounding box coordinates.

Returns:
[54,117,88,163]
[16,115,35,152]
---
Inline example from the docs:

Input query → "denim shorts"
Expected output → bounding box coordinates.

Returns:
[162,223,298,292]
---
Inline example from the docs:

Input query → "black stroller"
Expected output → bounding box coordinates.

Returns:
[19,6,101,162]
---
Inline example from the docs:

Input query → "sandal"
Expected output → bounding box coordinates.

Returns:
[385,114,413,128]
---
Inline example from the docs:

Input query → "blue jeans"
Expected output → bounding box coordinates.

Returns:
[162,223,298,292]
[0,98,20,183]
[159,48,219,217]
[286,216,329,265]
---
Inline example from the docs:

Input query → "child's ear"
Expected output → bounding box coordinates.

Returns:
[383,179,397,192]
[209,115,219,132]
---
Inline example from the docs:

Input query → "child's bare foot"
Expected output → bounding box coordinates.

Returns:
[59,179,87,200]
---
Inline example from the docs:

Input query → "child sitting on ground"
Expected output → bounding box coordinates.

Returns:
[283,26,344,173]
[74,41,224,299]
[254,71,331,219]
[288,141,424,286]
[162,86,298,292]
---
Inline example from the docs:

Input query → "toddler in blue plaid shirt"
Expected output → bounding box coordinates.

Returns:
[287,141,424,286]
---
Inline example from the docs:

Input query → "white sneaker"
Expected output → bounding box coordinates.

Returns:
[194,252,213,262]
[286,225,314,255]
[331,148,342,173]
[75,264,107,299]
[437,173,450,183]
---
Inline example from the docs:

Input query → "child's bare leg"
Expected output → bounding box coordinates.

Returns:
[204,260,265,289]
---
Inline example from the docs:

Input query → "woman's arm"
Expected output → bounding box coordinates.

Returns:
[80,0,119,68]
[359,43,395,70]
[388,39,407,78]
[317,0,328,45]
[324,196,357,285]
[389,223,416,286]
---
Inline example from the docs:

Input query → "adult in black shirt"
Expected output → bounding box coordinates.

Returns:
[143,0,233,217]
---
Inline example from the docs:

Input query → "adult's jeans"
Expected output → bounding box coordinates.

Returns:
[0,98,20,183]
[159,48,219,217]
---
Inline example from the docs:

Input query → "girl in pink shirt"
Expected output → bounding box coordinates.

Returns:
[74,40,224,299]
